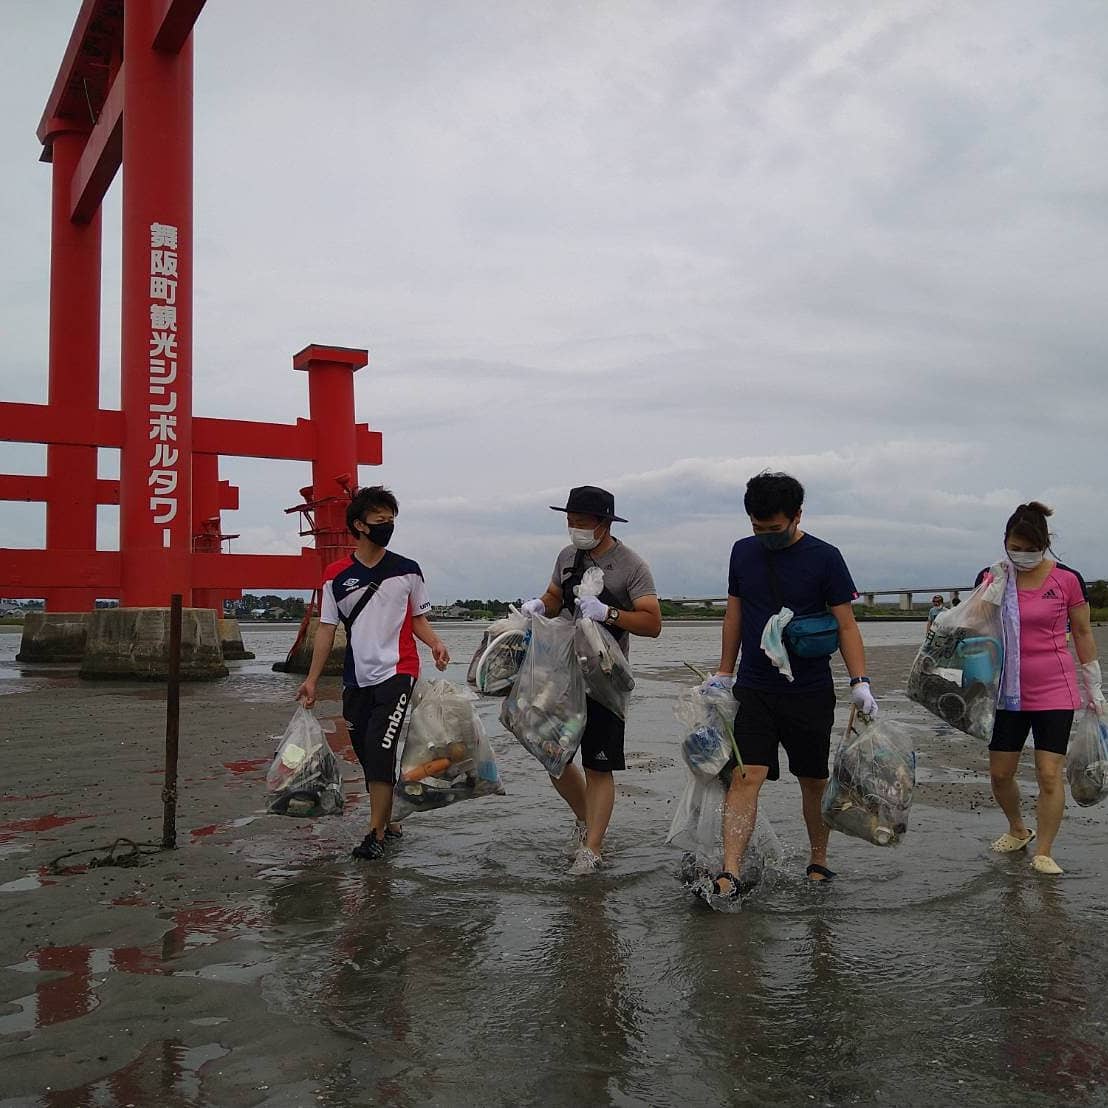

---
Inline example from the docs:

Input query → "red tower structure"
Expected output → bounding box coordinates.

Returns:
[0,2,382,677]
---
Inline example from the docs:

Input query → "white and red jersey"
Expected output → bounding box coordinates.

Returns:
[319,551,432,688]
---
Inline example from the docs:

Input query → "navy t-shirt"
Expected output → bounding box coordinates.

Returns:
[727,533,858,691]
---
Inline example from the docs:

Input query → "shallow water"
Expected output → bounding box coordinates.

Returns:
[2,621,1107,1106]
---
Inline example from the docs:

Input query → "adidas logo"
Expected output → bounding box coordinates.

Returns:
[594,751,608,762]
[1043,588,1058,599]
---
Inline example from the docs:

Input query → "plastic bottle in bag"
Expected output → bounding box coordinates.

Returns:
[266,706,344,817]
[821,711,916,846]
[500,611,588,777]
[907,564,1006,740]
[1066,710,1108,807]
[393,680,505,819]
[573,567,635,720]
[673,680,735,779]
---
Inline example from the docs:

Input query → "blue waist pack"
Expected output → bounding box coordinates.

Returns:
[783,612,840,658]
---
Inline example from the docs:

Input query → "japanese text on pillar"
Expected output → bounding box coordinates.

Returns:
[148,222,179,549]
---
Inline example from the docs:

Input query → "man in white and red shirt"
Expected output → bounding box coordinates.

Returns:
[297,486,449,861]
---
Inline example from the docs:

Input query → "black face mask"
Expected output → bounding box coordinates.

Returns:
[363,521,394,547]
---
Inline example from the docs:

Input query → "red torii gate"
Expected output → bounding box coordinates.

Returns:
[0,1,381,676]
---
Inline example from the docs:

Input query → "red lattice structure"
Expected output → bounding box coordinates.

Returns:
[0,2,380,619]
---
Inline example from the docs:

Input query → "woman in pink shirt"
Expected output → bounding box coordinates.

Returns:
[986,502,1105,875]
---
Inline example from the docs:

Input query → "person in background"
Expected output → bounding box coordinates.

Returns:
[707,471,877,900]
[296,486,450,862]
[521,486,661,874]
[983,502,1103,876]
[926,594,946,634]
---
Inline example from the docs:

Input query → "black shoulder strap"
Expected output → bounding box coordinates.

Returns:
[339,580,381,636]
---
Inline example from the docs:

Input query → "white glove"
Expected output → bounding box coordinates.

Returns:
[520,598,546,618]
[703,674,734,692]
[1080,660,1106,716]
[850,680,878,718]
[576,595,609,623]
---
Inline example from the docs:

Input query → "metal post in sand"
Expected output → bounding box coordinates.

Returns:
[162,594,182,849]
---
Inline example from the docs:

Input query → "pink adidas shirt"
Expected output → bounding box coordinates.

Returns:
[1014,564,1087,711]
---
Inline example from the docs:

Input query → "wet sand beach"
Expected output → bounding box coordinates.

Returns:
[1,622,1107,1107]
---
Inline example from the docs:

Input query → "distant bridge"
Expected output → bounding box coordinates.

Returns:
[664,586,975,612]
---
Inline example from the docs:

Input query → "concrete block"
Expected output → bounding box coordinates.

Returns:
[80,607,228,680]
[16,612,90,663]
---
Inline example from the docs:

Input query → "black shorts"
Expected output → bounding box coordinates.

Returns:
[989,709,1074,756]
[576,696,626,773]
[732,686,836,781]
[342,674,415,785]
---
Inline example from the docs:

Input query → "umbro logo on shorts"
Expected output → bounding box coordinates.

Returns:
[382,692,409,750]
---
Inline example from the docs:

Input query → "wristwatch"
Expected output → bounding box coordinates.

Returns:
[604,607,620,628]
[849,676,870,686]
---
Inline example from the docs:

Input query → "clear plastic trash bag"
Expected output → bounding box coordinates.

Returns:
[574,569,635,719]
[393,680,504,819]
[673,681,736,779]
[500,611,588,778]
[266,706,344,817]
[821,711,916,846]
[473,607,531,696]
[666,769,783,889]
[907,565,1006,741]
[1067,710,1108,807]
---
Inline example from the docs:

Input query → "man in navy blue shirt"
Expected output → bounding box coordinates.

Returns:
[707,472,877,900]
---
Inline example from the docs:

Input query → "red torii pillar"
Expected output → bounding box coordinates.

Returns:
[43,120,102,614]
[118,0,194,608]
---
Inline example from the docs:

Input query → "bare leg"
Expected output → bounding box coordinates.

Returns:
[368,782,394,837]
[550,764,588,823]
[1033,750,1066,858]
[721,765,769,889]
[583,769,615,853]
[798,776,831,877]
[989,751,1029,836]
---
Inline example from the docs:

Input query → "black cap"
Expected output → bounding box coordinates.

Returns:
[549,485,627,523]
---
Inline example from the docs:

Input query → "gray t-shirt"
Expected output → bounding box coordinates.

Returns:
[551,539,657,657]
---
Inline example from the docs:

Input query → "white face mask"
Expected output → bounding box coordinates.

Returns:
[570,527,601,551]
[1007,548,1045,570]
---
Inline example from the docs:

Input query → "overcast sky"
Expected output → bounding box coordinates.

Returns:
[3,1,1106,603]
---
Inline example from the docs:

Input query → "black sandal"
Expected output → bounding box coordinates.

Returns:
[806,863,836,883]
[710,871,741,900]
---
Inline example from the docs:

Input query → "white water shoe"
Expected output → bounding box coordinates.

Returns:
[565,819,588,858]
[1031,855,1063,876]
[990,829,1035,853]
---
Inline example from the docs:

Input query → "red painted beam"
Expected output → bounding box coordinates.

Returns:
[218,479,239,512]
[0,548,121,591]
[191,552,322,590]
[0,403,380,464]
[0,403,124,449]
[153,0,207,54]
[1,548,322,593]
[0,475,119,505]
[70,64,123,224]
[37,0,106,146]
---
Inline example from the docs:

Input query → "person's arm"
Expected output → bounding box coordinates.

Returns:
[607,594,662,639]
[412,614,450,670]
[832,602,868,679]
[716,595,742,676]
[1071,602,1098,665]
[295,622,337,707]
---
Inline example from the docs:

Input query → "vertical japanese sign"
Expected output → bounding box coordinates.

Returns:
[148,222,179,549]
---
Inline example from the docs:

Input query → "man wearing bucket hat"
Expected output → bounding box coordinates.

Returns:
[521,486,662,874]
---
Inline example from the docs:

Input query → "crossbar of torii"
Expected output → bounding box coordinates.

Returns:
[0,1,381,619]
